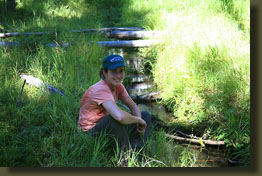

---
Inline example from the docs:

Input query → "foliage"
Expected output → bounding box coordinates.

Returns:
[180,144,197,167]
[0,0,250,167]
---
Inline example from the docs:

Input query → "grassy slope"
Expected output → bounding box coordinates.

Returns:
[0,0,250,166]
[137,0,250,165]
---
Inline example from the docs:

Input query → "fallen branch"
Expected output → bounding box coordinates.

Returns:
[164,133,225,146]
[150,118,225,146]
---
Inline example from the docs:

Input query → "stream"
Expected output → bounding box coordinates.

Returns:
[138,102,229,167]
[108,48,230,167]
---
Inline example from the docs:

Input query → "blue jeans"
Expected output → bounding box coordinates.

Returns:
[86,111,152,150]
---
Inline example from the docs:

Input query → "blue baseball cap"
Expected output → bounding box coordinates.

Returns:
[102,54,125,70]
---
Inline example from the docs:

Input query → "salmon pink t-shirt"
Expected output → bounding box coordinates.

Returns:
[78,79,129,132]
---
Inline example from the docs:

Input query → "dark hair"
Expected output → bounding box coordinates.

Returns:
[99,67,108,79]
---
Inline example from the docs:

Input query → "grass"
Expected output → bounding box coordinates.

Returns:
[137,0,250,166]
[0,0,250,167]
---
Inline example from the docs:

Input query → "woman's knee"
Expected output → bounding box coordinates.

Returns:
[109,115,127,131]
[141,111,152,124]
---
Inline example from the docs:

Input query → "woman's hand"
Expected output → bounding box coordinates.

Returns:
[137,119,147,135]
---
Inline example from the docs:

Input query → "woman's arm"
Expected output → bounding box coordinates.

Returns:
[102,100,146,127]
[120,96,141,117]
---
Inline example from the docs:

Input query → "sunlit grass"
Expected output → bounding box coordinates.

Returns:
[135,0,249,165]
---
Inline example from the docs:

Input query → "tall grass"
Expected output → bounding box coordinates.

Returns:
[0,37,108,166]
[137,0,250,165]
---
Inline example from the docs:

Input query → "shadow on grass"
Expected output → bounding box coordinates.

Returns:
[1,0,150,32]
[1,0,153,52]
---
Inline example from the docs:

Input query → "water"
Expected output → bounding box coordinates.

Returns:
[127,82,155,97]
[138,102,229,167]
[137,102,173,123]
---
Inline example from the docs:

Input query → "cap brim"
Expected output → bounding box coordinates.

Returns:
[108,63,125,70]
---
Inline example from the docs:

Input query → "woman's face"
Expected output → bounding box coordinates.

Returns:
[103,66,125,90]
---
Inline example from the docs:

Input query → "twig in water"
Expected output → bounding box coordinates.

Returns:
[142,157,167,167]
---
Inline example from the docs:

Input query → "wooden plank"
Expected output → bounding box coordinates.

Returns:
[105,30,163,39]
[72,27,145,33]
[0,31,52,38]
[0,27,145,38]
[0,41,20,47]
[0,41,69,48]
[97,40,160,48]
